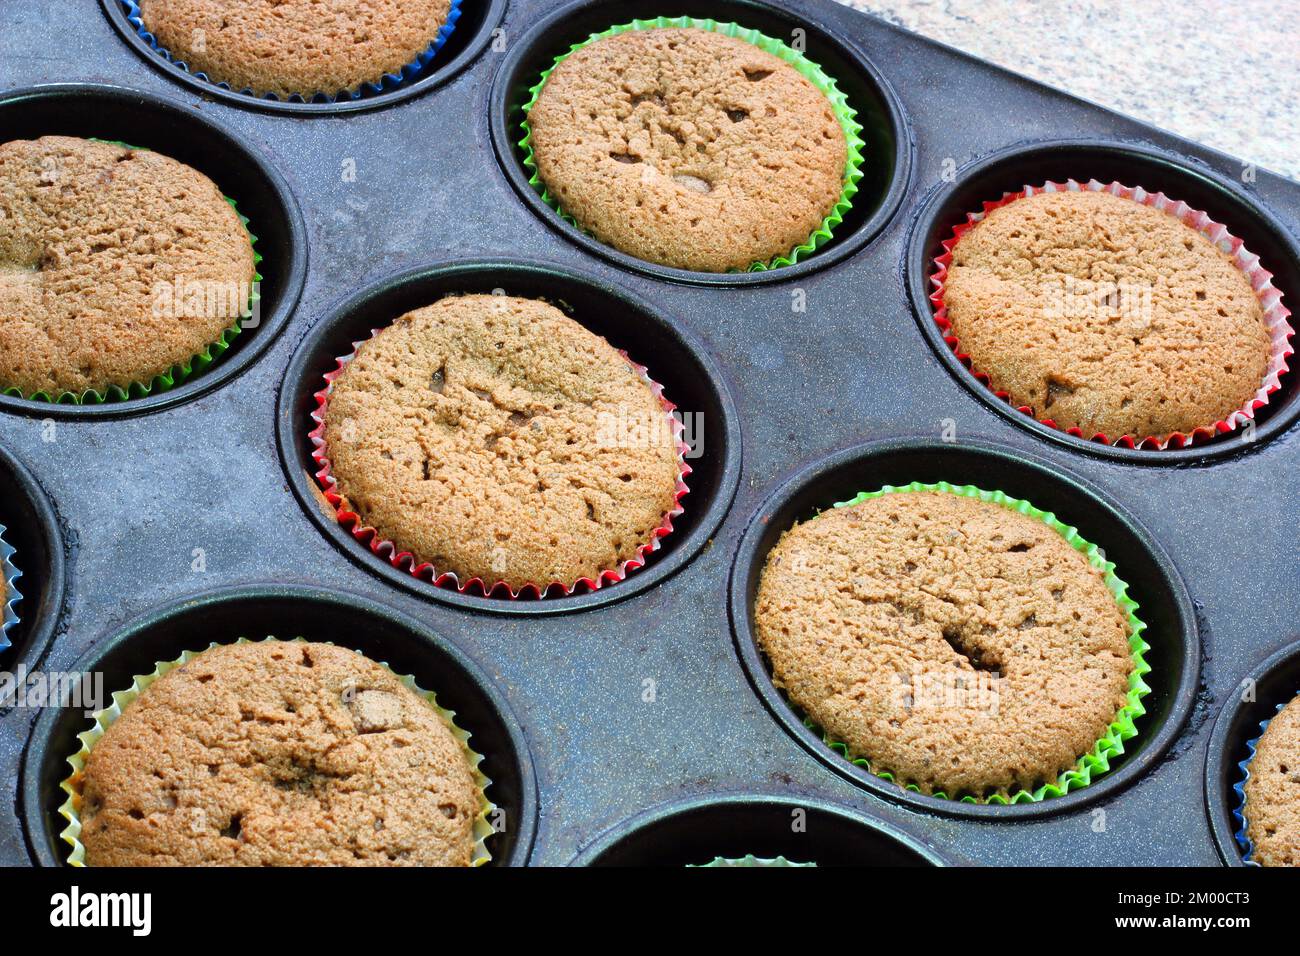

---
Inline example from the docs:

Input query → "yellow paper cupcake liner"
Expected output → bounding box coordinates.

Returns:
[58,637,495,867]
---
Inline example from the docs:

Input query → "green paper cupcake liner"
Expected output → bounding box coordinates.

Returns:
[518,16,866,272]
[58,637,495,867]
[689,855,817,867]
[791,481,1151,805]
[3,140,261,405]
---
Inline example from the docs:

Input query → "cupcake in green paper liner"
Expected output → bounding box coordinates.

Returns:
[520,17,865,273]
[59,638,495,867]
[0,136,260,405]
[690,855,817,867]
[755,482,1150,805]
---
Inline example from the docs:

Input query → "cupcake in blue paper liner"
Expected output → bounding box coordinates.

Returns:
[1234,692,1300,866]
[120,0,462,103]
[0,522,19,654]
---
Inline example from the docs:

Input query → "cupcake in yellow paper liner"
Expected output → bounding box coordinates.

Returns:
[59,638,494,866]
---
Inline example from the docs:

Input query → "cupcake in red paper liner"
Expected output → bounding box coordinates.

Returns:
[929,180,1294,449]
[311,293,690,598]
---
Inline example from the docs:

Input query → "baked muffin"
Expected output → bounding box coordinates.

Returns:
[320,294,682,592]
[1243,694,1300,866]
[755,490,1134,798]
[527,27,848,272]
[136,0,455,98]
[76,641,481,867]
[0,136,255,398]
[942,189,1271,439]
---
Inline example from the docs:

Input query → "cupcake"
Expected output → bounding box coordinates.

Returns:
[69,640,484,867]
[0,136,256,401]
[1241,694,1300,866]
[755,487,1142,800]
[134,0,458,99]
[318,294,685,594]
[526,24,854,272]
[941,188,1275,442]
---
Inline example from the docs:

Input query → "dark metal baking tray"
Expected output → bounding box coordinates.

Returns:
[1,0,1297,866]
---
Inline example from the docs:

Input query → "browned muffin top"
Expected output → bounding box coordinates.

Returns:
[943,189,1271,439]
[0,136,255,397]
[79,641,481,867]
[755,491,1133,798]
[528,28,848,272]
[1244,694,1300,866]
[322,294,682,591]
[137,0,453,98]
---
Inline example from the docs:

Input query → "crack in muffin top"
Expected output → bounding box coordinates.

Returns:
[528,28,848,272]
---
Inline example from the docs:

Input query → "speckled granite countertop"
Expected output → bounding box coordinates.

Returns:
[839,0,1300,182]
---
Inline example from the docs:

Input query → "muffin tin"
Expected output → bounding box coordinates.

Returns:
[0,0,1297,866]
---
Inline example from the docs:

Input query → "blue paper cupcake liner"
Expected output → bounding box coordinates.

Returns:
[0,522,21,654]
[1233,693,1300,865]
[118,0,462,103]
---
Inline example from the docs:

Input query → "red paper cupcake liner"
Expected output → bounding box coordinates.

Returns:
[310,329,692,599]
[929,179,1295,450]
